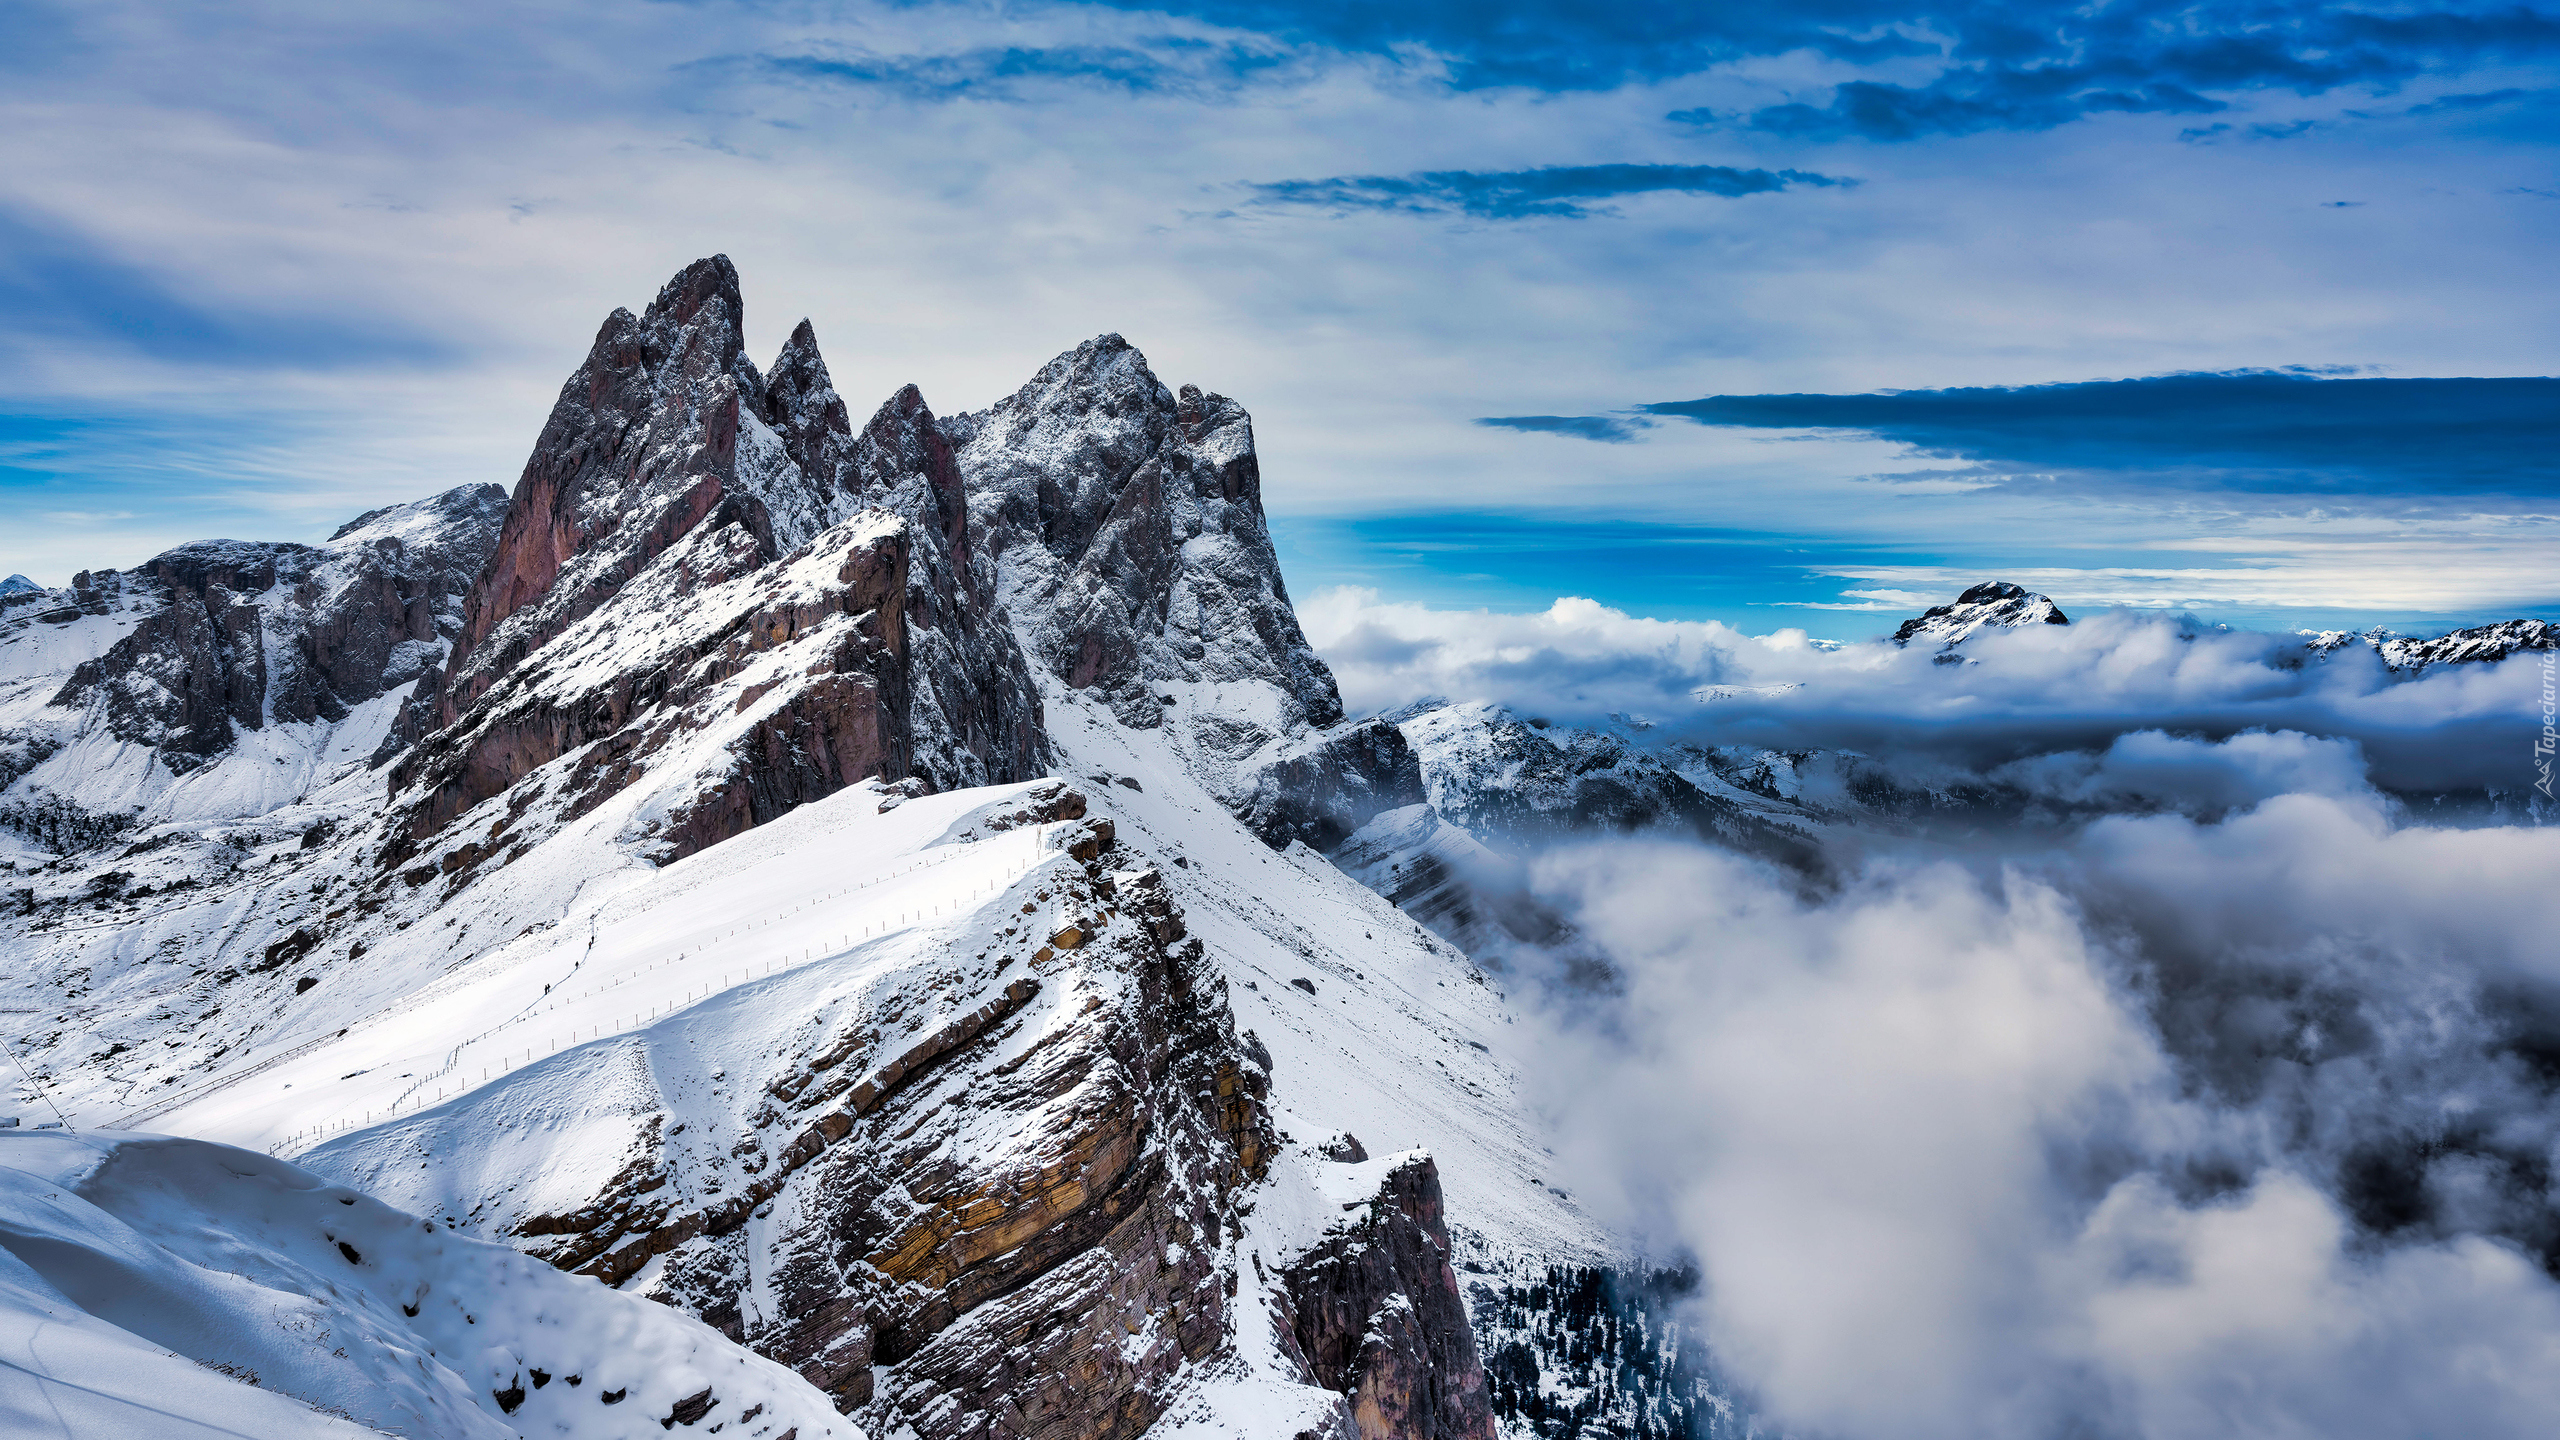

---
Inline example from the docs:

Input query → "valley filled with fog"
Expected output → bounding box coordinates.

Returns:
[1313,590,2560,1437]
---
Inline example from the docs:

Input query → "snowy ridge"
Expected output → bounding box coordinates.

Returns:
[2304,617,2560,672]
[2,256,1610,1440]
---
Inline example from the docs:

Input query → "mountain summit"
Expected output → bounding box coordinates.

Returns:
[1891,580,2070,646]
[0,257,1597,1440]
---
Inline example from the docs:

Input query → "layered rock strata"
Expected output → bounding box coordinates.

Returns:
[385,255,1046,883]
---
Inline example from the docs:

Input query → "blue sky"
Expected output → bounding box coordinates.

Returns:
[1,0,2555,633]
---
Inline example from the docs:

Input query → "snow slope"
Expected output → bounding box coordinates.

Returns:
[88,683,1600,1434]
[0,1131,847,1439]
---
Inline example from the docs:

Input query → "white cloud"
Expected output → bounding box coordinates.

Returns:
[1515,790,2560,1438]
[1306,585,2551,792]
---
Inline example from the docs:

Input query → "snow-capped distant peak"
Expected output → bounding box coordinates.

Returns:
[0,574,38,597]
[1892,580,2070,647]
[2306,617,2558,672]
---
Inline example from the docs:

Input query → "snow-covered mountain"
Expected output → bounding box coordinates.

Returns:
[0,483,506,853]
[0,576,37,599]
[1890,579,2068,650]
[0,257,1612,1440]
[0,1130,848,1439]
[2305,617,2560,671]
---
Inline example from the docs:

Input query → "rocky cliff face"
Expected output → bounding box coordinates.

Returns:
[947,337,1422,848]
[385,256,1046,885]
[384,512,920,877]
[0,483,504,836]
[354,784,1285,1440]
[61,486,503,765]
[1280,1150,1497,1440]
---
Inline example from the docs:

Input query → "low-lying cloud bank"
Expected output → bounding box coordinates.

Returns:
[1302,586,2553,795]
[1324,585,2560,1433]
[1518,787,2560,1439]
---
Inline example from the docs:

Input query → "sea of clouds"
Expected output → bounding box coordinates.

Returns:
[1302,586,2551,796]
[1307,586,2560,1438]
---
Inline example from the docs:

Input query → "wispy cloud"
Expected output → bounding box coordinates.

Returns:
[1476,413,1655,442]
[0,204,450,372]
[1244,162,1855,219]
[700,37,1299,101]
[1094,0,2560,137]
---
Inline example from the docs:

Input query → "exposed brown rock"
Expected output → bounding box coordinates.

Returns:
[386,257,1046,885]
[386,518,913,876]
[519,836,1278,1440]
[1280,1155,1497,1440]
[443,257,769,716]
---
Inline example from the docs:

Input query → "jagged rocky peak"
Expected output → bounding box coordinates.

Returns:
[0,483,505,834]
[1892,580,2069,647]
[948,333,1423,846]
[444,255,886,715]
[385,257,1047,882]
[950,334,1330,726]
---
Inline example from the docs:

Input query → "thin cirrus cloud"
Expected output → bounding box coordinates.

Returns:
[709,0,2560,140]
[0,205,450,373]
[1477,369,2560,502]
[1242,162,1855,219]
[701,39,1300,100]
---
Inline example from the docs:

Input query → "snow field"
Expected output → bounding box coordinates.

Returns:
[149,787,1081,1158]
[0,1131,848,1438]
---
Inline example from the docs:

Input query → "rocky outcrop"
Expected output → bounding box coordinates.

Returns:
[384,512,919,876]
[746,855,1273,1440]
[395,257,1045,883]
[482,806,1280,1440]
[948,336,1418,842]
[22,484,504,777]
[1281,1154,1496,1440]
[1890,580,2068,648]
[772,349,1045,792]
[1235,720,1429,852]
[442,257,784,716]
